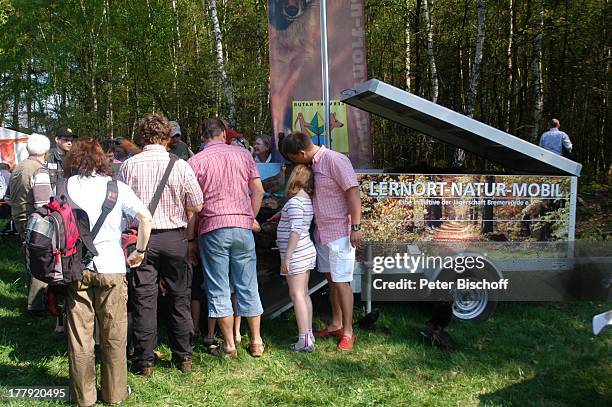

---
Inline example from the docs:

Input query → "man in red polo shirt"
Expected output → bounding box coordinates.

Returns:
[189,118,265,357]
[280,131,363,351]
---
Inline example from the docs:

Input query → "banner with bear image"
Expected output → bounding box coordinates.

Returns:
[268,0,371,166]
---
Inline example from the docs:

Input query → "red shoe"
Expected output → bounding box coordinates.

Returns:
[337,334,356,351]
[314,325,343,338]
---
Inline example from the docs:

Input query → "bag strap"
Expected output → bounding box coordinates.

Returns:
[148,154,178,216]
[90,180,118,240]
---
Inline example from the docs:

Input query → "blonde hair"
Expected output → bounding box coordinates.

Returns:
[285,164,314,197]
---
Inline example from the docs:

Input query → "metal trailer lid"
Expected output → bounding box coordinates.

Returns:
[341,79,582,176]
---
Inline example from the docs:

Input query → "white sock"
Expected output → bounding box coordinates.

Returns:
[295,333,310,349]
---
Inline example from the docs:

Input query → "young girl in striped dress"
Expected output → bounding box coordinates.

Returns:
[276,164,317,352]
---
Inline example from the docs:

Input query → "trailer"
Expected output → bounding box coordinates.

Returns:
[338,79,590,321]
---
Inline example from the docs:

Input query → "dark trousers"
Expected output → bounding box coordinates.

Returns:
[132,229,193,367]
[429,302,453,329]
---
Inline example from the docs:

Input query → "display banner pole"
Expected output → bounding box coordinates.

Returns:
[319,0,331,150]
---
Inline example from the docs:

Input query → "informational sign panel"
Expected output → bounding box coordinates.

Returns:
[359,173,572,242]
[268,0,371,166]
[292,100,348,152]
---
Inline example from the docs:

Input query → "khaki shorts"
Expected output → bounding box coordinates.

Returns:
[315,236,355,283]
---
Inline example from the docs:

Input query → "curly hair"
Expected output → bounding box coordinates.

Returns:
[64,139,111,177]
[138,113,171,145]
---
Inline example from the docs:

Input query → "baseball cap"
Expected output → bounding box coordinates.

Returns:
[55,127,77,140]
[169,121,181,137]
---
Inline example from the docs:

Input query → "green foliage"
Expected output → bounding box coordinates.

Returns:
[0,0,609,180]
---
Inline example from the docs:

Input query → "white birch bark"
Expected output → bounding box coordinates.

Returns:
[206,0,236,124]
[422,0,438,103]
[405,0,412,92]
[454,0,486,167]
[505,0,514,132]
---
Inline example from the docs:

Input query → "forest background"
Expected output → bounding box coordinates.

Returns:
[0,0,609,180]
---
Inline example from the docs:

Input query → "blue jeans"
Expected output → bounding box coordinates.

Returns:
[199,227,263,318]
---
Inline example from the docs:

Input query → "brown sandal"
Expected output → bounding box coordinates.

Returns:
[209,344,237,357]
[248,342,265,358]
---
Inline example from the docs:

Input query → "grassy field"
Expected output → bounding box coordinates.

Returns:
[0,230,610,406]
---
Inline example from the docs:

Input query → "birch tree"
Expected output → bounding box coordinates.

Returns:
[206,0,236,125]
[453,0,486,168]
[171,0,182,118]
[422,0,438,103]
[405,0,412,92]
[505,0,515,133]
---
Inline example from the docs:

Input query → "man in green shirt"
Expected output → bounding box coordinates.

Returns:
[168,121,194,160]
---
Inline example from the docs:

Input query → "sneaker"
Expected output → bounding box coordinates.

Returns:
[290,342,315,352]
[337,334,356,351]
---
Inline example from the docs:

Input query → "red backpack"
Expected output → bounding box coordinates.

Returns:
[25,180,118,285]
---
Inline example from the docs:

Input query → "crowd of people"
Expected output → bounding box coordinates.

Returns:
[1,113,575,405]
[3,113,363,406]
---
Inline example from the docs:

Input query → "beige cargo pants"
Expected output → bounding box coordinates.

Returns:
[66,270,128,406]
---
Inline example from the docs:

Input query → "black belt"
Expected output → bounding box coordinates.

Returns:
[151,227,186,234]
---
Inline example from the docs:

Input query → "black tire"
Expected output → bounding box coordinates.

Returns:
[452,268,499,321]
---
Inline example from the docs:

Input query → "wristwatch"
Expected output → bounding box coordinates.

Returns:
[351,224,361,232]
[136,248,147,254]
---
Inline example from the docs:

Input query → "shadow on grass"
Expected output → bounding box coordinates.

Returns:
[479,372,610,406]
[270,293,612,405]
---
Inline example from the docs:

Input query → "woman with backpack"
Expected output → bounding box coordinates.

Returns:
[63,139,152,406]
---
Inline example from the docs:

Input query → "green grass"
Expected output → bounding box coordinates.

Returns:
[0,232,610,406]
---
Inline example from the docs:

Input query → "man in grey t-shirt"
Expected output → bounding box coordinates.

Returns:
[167,121,194,160]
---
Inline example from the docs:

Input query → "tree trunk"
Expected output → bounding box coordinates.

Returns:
[172,0,182,118]
[404,0,412,92]
[26,61,33,129]
[422,0,438,103]
[206,0,236,125]
[12,70,20,130]
[481,176,495,234]
[105,0,113,138]
[454,0,485,167]
[414,0,422,96]
[255,0,266,133]
[530,0,544,143]
[80,0,99,135]
[505,0,515,133]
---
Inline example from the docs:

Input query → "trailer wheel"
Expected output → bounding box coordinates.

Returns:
[451,270,498,321]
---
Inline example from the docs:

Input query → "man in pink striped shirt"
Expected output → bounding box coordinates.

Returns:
[188,118,266,357]
[280,132,363,351]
